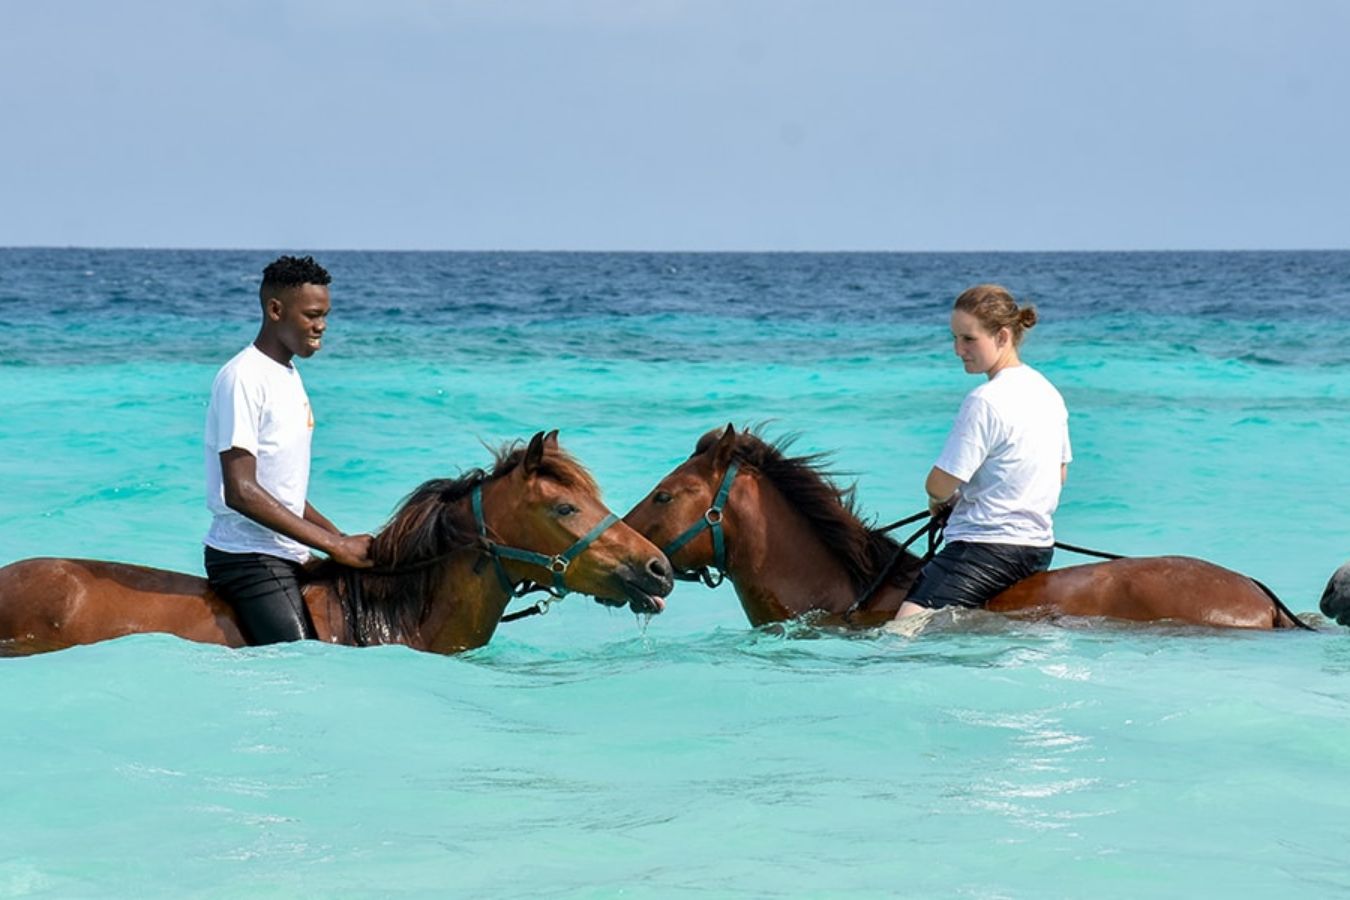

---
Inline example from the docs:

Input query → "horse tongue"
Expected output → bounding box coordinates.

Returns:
[632,594,666,616]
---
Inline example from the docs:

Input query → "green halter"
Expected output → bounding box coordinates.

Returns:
[661,460,739,583]
[471,482,619,599]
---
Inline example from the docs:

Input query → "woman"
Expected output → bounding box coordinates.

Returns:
[895,284,1071,618]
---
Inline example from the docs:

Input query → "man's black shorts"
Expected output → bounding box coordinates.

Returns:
[204,546,315,644]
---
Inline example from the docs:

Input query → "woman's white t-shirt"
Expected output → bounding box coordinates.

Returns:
[203,345,314,562]
[934,364,1071,548]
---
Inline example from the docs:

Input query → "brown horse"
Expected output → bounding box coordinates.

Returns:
[0,431,673,656]
[622,425,1309,631]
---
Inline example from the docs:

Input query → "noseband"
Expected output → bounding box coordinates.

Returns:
[471,482,619,600]
[661,460,739,588]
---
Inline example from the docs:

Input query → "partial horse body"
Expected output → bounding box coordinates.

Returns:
[0,432,673,656]
[986,556,1298,628]
[623,425,1309,631]
[1320,562,1350,626]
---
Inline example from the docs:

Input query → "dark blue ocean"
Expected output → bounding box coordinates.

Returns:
[2,249,1350,897]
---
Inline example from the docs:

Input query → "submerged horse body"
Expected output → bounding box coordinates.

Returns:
[624,425,1308,631]
[0,432,673,656]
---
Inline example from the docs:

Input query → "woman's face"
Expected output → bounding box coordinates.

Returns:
[950,309,1010,376]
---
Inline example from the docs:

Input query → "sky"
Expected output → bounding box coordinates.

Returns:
[1,0,1347,251]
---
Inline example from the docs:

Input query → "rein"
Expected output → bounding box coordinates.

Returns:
[844,510,942,619]
[661,461,739,589]
[1052,540,1122,560]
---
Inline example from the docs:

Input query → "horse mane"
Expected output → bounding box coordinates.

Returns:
[307,439,598,646]
[695,427,924,596]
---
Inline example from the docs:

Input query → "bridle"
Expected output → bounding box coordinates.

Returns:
[345,480,623,626]
[470,482,619,602]
[660,460,739,588]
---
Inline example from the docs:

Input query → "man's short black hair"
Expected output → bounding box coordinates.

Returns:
[260,255,331,300]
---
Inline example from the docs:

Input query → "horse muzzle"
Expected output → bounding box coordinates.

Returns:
[602,556,674,615]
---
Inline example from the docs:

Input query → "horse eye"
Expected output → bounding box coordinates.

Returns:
[653,491,673,504]
[554,503,578,517]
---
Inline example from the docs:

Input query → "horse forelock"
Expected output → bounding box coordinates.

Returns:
[708,428,920,593]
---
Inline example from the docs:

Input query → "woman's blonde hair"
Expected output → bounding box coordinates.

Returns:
[954,284,1038,346]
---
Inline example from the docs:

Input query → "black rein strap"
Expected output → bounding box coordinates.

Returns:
[845,509,943,619]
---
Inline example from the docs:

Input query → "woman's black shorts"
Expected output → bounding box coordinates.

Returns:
[906,540,1054,611]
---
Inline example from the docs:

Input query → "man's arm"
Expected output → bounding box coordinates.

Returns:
[304,501,341,536]
[220,448,372,567]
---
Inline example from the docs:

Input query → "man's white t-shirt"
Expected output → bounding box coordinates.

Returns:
[204,345,314,562]
[934,364,1071,548]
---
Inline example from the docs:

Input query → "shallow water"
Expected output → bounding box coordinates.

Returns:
[2,250,1349,897]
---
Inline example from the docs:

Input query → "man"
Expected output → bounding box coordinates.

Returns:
[203,254,372,644]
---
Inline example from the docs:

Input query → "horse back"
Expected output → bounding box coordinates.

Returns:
[987,555,1285,629]
[0,557,245,653]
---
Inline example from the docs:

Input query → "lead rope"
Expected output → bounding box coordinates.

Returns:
[501,592,554,622]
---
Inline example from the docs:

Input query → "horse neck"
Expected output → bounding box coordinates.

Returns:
[724,470,861,623]
[417,555,515,655]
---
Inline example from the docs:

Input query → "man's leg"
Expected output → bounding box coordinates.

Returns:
[204,547,316,644]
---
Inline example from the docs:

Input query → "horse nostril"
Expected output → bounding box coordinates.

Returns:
[647,555,672,584]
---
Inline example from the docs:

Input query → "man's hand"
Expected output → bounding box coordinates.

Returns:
[328,533,374,568]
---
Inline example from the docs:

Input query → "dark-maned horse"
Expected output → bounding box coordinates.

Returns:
[0,431,673,656]
[622,425,1309,631]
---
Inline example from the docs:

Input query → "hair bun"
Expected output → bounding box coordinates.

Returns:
[1018,305,1039,329]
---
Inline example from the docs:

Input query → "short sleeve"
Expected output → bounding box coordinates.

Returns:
[934,395,998,482]
[1061,418,1073,465]
[208,367,262,456]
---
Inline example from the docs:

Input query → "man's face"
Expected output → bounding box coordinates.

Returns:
[269,283,331,359]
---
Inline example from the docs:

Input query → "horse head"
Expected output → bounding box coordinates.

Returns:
[482,430,673,615]
[624,424,927,627]
[623,424,741,584]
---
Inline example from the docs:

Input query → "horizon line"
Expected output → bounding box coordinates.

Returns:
[2,245,1348,254]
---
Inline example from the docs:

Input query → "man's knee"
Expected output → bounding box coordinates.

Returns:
[232,593,313,644]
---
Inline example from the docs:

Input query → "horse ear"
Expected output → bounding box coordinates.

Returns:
[544,429,560,448]
[711,423,737,470]
[523,431,547,475]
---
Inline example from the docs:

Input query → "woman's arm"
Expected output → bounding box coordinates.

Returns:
[925,466,963,514]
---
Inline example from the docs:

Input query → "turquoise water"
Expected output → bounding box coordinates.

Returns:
[2,250,1350,897]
